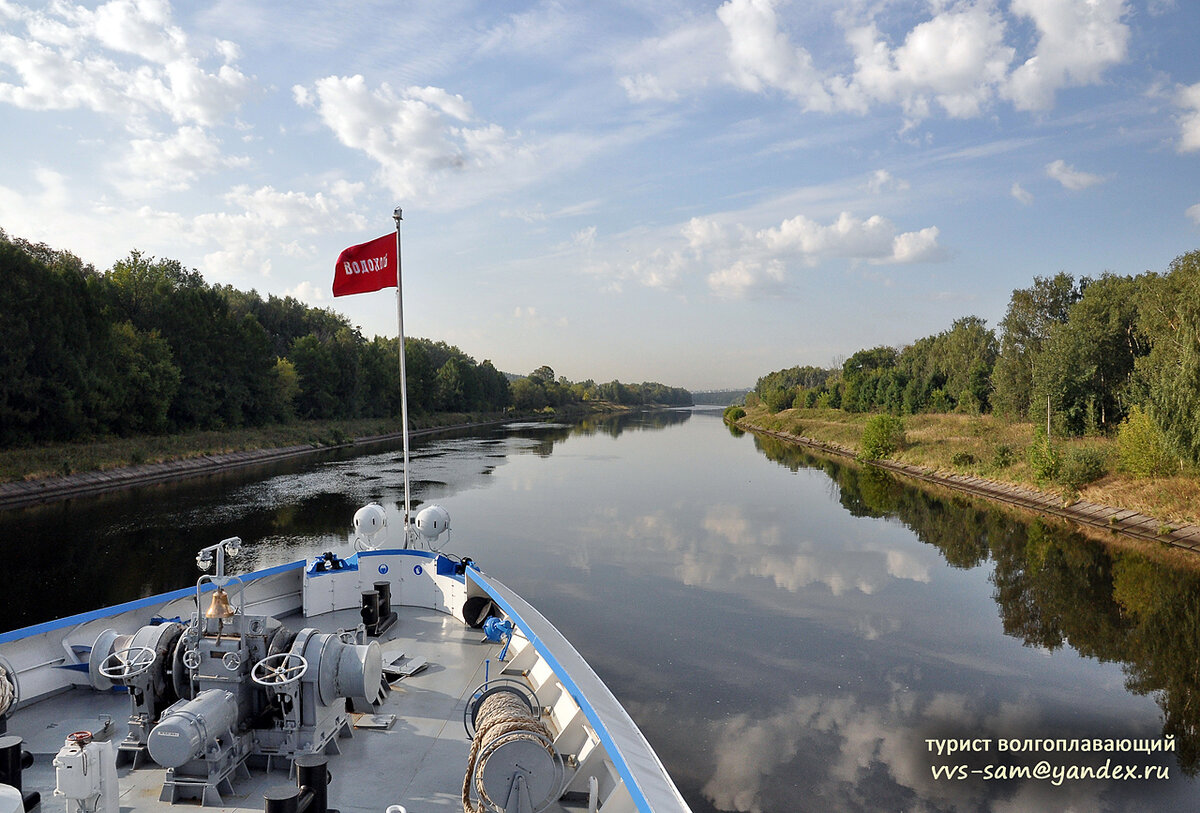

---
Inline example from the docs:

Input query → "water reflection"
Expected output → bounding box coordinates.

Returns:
[750,433,1200,782]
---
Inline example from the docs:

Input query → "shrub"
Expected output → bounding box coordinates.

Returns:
[992,444,1015,469]
[1027,429,1059,485]
[723,405,746,423]
[1057,445,1109,490]
[1116,405,1174,478]
[929,388,952,413]
[858,415,905,461]
[951,451,976,468]
[762,387,793,413]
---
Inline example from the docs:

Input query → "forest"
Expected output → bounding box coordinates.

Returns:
[751,249,1200,468]
[0,230,690,449]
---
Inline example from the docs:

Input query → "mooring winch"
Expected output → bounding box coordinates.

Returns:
[461,678,564,813]
[84,537,386,806]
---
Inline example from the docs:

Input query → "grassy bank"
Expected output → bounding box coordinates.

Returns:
[0,401,648,485]
[0,413,495,484]
[738,404,1200,527]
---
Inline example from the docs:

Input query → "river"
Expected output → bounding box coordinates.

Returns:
[3,408,1199,811]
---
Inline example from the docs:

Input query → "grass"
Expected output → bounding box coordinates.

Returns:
[0,412,491,484]
[0,400,641,485]
[740,404,1200,527]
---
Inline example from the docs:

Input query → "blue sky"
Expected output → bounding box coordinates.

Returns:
[0,0,1197,389]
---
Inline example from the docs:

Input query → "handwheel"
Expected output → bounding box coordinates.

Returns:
[251,653,308,688]
[98,646,157,681]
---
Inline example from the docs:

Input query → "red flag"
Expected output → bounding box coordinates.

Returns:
[333,233,397,297]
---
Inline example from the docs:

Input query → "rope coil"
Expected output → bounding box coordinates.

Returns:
[462,688,561,813]
[0,661,15,718]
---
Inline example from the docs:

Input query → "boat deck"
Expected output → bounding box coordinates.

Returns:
[8,605,575,813]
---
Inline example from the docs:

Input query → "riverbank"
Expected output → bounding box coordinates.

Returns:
[0,402,656,509]
[0,417,501,509]
[735,405,1200,553]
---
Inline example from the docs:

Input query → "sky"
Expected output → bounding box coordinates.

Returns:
[0,0,1198,390]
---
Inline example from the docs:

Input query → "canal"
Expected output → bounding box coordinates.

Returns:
[3,408,1199,811]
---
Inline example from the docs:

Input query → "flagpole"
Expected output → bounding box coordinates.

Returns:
[393,206,412,548]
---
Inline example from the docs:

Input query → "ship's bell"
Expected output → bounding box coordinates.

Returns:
[205,588,236,619]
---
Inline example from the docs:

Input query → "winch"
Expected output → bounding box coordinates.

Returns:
[86,538,385,806]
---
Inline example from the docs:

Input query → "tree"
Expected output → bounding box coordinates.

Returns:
[433,357,469,412]
[0,234,108,443]
[101,322,180,434]
[992,272,1084,418]
[1031,274,1142,435]
[1134,250,1200,463]
[842,346,898,413]
[290,335,339,419]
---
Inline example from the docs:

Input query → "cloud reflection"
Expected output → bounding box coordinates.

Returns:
[701,686,1161,813]
[668,503,934,598]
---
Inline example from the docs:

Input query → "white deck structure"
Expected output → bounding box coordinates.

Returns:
[0,548,691,813]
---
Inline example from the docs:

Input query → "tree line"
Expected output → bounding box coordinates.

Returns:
[509,365,692,411]
[0,230,689,448]
[751,249,1200,467]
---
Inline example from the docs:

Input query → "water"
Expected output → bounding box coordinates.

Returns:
[4,409,1200,811]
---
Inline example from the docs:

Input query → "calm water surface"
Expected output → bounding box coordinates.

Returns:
[4,409,1200,812]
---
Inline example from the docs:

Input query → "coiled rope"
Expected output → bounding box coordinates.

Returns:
[461,689,556,813]
[0,662,14,717]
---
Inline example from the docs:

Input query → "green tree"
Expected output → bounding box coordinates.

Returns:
[992,272,1084,418]
[842,346,898,413]
[433,357,469,412]
[290,334,339,419]
[102,322,180,434]
[271,357,300,420]
[0,234,108,443]
[511,376,548,410]
[1030,274,1143,435]
[1134,250,1200,463]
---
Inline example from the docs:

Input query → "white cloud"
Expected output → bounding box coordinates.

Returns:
[0,0,249,128]
[1006,0,1130,111]
[865,169,909,194]
[1010,182,1034,205]
[300,75,541,205]
[707,258,786,299]
[843,3,1013,121]
[1045,159,1104,190]
[287,280,328,304]
[191,185,362,281]
[0,176,364,283]
[588,209,942,300]
[682,216,726,252]
[757,212,943,266]
[115,125,247,195]
[717,0,832,111]
[477,0,576,57]
[889,226,942,264]
[621,0,1131,124]
[572,225,597,248]
[618,15,727,102]
[758,212,894,259]
[1187,203,1200,225]
[1176,82,1200,153]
